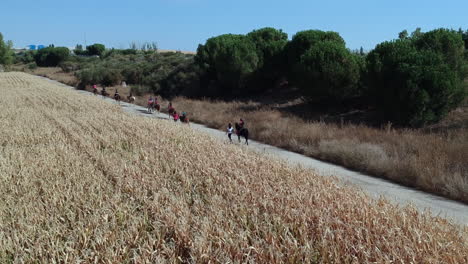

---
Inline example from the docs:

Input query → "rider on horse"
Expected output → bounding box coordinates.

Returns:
[173,111,179,122]
[92,84,98,95]
[180,112,189,123]
[114,90,121,101]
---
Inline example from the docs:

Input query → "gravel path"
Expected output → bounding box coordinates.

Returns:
[40,75,468,226]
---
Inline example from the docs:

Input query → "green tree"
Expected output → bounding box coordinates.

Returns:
[286,30,345,67]
[86,43,106,56]
[195,34,259,95]
[0,33,14,66]
[246,27,288,90]
[34,47,70,66]
[366,29,467,126]
[398,30,409,39]
[295,41,361,100]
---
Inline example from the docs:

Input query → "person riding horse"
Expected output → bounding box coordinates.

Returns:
[153,96,161,111]
[101,87,108,97]
[179,112,189,124]
[114,90,121,102]
[147,96,155,113]
[92,85,98,95]
[127,92,135,103]
[168,102,175,117]
[235,122,249,145]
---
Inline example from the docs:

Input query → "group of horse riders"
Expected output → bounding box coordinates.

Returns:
[91,84,248,144]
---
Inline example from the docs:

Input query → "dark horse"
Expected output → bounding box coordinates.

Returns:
[235,122,249,145]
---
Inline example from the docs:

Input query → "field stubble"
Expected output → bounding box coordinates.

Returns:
[169,97,468,203]
[0,72,467,263]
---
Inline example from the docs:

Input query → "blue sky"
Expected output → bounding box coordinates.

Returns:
[1,0,466,51]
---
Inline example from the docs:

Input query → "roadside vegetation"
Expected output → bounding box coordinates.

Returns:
[6,27,468,202]
[0,72,467,263]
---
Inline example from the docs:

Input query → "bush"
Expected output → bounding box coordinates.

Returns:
[101,68,122,86]
[59,61,80,72]
[130,85,151,96]
[14,50,36,64]
[34,47,70,67]
[28,62,37,70]
[76,67,103,86]
[367,29,467,126]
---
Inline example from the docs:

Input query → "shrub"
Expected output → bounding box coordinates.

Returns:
[129,85,151,96]
[28,62,37,70]
[59,61,80,73]
[367,29,467,126]
[101,68,122,87]
[34,47,70,67]
[76,67,103,86]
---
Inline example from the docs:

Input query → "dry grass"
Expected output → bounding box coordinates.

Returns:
[0,72,467,263]
[11,66,79,86]
[167,97,468,203]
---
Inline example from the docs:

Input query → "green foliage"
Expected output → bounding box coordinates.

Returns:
[287,30,345,68]
[86,43,106,56]
[27,62,37,70]
[367,29,467,126]
[285,30,359,100]
[14,50,36,64]
[59,61,80,73]
[0,33,14,66]
[196,34,259,95]
[34,47,70,67]
[246,27,288,90]
[295,41,361,100]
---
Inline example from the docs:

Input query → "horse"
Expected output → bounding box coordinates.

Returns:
[235,122,249,145]
[180,114,190,124]
[127,95,135,103]
[147,102,154,113]
[101,89,109,97]
[154,103,161,112]
[92,88,98,95]
[114,93,121,103]
[168,106,175,118]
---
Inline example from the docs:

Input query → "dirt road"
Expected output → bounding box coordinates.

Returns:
[41,76,468,226]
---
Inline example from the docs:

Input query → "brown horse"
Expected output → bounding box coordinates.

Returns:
[235,122,249,145]
[180,113,190,124]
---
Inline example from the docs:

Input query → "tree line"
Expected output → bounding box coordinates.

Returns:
[194,27,468,126]
[2,27,467,126]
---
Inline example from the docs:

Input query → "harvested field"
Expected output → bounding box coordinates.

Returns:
[0,72,467,263]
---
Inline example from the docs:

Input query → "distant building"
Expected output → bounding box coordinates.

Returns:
[26,45,46,50]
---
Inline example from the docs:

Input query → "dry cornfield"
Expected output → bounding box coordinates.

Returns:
[0,72,467,263]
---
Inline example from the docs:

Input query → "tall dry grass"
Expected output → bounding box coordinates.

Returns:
[168,97,468,203]
[1,72,466,263]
